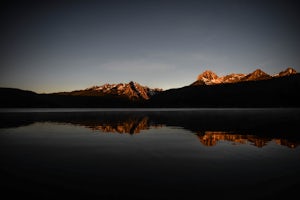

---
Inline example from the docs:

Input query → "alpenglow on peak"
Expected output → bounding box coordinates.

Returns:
[191,67,297,86]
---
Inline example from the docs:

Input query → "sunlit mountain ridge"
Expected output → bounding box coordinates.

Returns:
[49,67,298,100]
[191,67,297,86]
[149,67,300,107]
[0,67,299,107]
[53,81,163,100]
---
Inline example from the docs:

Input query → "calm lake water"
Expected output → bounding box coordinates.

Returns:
[1,108,300,199]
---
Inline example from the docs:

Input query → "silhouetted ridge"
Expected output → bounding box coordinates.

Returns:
[0,68,299,107]
[150,73,300,107]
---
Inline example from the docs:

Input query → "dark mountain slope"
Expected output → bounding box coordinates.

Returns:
[0,88,40,107]
[148,73,300,107]
[0,88,139,108]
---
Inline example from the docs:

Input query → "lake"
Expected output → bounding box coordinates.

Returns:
[1,108,300,199]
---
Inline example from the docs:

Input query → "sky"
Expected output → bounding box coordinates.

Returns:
[0,0,299,93]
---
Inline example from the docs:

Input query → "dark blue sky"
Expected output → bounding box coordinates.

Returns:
[1,0,299,92]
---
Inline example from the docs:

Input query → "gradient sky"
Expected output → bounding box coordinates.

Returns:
[0,0,299,93]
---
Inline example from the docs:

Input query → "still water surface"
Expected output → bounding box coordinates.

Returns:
[1,108,300,199]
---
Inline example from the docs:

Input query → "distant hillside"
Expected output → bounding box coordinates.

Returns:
[0,88,139,108]
[0,81,162,107]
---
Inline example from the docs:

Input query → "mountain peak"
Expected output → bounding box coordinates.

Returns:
[197,70,218,81]
[278,67,297,77]
[57,81,162,100]
[191,70,220,85]
[253,68,266,74]
[241,69,271,81]
[249,69,269,77]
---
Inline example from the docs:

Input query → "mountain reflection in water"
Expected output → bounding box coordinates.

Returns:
[64,118,299,148]
[82,116,162,134]
[1,108,300,200]
[1,108,299,148]
[196,131,298,148]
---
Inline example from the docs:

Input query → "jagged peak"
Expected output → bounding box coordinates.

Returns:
[193,67,299,86]
[128,81,135,85]
[240,69,271,81]
[80,81,162,100]
[251,69,269,76]
[278,67,297,77]
[197,70,218,81]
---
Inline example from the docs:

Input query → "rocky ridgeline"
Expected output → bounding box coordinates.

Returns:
[191,67,297,86]
[58,81,163,100]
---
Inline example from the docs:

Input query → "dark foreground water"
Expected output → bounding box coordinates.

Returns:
[1,108,300,200]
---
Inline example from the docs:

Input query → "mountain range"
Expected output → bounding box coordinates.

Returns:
[0,67,299,107]
[191,67,296,86]
[51,67,297,100]
[53,81,162,100]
